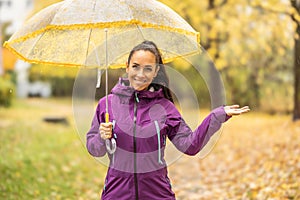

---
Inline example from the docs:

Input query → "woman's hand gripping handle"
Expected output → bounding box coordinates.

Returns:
[100,113,116,154]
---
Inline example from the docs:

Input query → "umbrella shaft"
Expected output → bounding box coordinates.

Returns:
[105,28,109,117]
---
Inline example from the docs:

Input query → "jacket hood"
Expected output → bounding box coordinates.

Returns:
[111,78,165,100]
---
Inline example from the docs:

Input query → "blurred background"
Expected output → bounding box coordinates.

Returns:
[0,0,299,199]
[1,0,299,116]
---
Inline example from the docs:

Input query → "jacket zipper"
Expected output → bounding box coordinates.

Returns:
[154,120,163,165]
[133,92,139,200]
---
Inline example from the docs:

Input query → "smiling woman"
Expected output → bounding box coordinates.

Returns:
[86,40,250,200]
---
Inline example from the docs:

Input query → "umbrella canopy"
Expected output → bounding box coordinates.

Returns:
[4,0,201,69]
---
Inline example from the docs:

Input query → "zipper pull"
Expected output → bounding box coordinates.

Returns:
[135,92,140,103]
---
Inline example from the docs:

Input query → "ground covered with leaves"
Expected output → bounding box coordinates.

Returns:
[0,98,299,199]
[170,112,300,200]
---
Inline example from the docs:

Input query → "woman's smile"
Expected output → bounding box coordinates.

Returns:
[133,78,146,85]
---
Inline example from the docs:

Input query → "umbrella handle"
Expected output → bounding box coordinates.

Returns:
[105,112,110,123]
[105,112,117,154]
[106,138,116,154]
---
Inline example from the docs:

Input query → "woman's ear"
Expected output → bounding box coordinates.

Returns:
[126,61,129,73]
[154,65,160,77]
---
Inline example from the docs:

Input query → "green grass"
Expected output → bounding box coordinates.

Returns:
[0,98,107,200]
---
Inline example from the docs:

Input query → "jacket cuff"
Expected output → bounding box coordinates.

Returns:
[212,106,231,123]
[97,133,106,145]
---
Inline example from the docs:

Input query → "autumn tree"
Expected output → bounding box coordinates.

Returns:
[250,0,299,119]
[162,0,294,113]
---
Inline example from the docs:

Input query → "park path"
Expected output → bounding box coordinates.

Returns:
[167,113,300,200]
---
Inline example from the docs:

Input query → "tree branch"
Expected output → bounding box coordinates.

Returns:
[251,3,300,25]
[219,0,228,7]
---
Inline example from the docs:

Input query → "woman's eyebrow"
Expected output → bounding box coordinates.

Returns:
[131,62,155,67]
[132,62,140,66]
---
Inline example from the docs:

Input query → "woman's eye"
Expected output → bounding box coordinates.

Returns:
[144,67,153,72]
[132,65,139,70]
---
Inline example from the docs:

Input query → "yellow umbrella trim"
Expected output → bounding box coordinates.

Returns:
[5,19,200,46]
[3,42,201,69]
[4,19,201,68]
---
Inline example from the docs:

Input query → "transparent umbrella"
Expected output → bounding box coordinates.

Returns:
[4,0,200,68]
[4,0,201,154]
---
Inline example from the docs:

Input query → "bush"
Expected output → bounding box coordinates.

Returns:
[0,76,15,107]
[50,77,75,97]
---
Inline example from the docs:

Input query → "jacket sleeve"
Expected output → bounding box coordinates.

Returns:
[86,100,107,157]
[166,105,231,156]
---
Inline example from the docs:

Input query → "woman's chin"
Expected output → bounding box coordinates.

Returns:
[133,84,148,91]
[134,86,146,91]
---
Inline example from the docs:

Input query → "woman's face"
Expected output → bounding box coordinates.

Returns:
[126,50,159,91]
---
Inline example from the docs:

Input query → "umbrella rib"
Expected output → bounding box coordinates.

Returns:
[84,0,97,68]
[136,24,146,40]
[84,29,93,68]
[24,30,50,61]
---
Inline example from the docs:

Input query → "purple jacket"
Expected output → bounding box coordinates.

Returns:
[86,78,230,200]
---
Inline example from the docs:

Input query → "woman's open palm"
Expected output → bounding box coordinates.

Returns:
[224,105,250,116]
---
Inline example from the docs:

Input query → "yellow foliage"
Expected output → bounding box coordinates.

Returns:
[264,45,272,55]
[207,47,217,59]
[27,0,294,80]
[240,56,248,66]
[31,0,62,16]
[30,64,78,78]
[2,48,17,71]
[278,47,285,56]
[34,0,62,9]
[215,58,228,70]
[214,19,225,30]
[289,7,300,23]
[208,28,218,40]
[172,58,191,70]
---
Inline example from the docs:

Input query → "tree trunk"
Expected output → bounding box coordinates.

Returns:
[0,22,3,76]
[291,0,300,121]
[294,25,300,120]
[206,0,226,108]
[248,69,260,108]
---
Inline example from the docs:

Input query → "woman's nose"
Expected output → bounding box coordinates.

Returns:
[136,68,145,77]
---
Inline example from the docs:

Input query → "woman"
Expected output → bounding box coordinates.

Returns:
[86,41,250,199]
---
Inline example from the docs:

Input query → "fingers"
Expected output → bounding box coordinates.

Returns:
[240,106,251,114]
[229,104,240,109]
[101,122,112,131]
[238,106,250,112]
[232,105,250,115]
[99,122,113,140]
[100,131,112,139]
[225,105,251,116]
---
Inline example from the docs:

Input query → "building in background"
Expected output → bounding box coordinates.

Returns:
[0,0,33,35]
[0,0,51,98]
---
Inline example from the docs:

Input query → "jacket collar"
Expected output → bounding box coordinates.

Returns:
[111,78,165,100]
